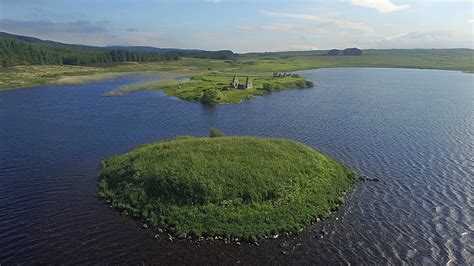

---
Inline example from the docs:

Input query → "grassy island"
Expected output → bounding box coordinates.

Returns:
[109,74,314,104]
[98,135,356,241]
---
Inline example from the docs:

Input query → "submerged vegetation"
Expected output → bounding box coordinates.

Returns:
[209,127,225,137]
[98,134,356,241]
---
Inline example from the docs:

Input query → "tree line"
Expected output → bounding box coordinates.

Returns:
[0,37,234,67]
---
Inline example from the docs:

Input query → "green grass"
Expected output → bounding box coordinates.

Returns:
[109,74,313,103]
[98,136,357,241]
[1,49,472,91]
[0,65,107,90]
[238,49,474,73]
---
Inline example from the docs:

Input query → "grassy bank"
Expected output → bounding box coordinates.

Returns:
[0,65,106,90]
[1,49,472,91]
[0,59,224,90]
[108,74,313,104]
[237,49,474,73]
[98,136,356,241]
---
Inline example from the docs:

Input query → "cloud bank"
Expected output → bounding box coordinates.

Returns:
[350,0,409,13]
[0,19,164,47]
[261,10,375,36]
[0,19,107,34]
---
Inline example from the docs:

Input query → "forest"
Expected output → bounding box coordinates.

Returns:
[0,33,235,67]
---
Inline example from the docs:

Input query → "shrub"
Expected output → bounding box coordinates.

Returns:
[295,80,307,88]
[305,80,314,88]
[200,89,221,104]
[291,74,300,78]
[209,127,225,137]
[262,82,272,91]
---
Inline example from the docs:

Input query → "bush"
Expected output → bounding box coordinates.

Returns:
[200,89,221,104]
[305,80,314,88]
[262,82,272,91]
[295,80,307,88]
[291,74,300,78]
[209,127,225,137]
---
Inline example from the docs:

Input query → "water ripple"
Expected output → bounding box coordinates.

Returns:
[0,69,472,263]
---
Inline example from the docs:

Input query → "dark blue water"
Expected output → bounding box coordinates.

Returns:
[0,69,472,264]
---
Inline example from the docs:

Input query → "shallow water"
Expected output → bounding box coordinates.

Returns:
[0,68,472,264]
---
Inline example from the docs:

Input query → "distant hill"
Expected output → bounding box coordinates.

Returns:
[0,32,102,51]
[107,46,175,52]
[324,48,363,56]
[0,32,235,66]
[106,46,202,53]
[0,32,45,43]
[106,45,234,60]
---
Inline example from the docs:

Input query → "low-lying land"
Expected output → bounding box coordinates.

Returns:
[98,135,356,241]
[0,65,108,89]
[1,49,472,91]
[108,74,313,104]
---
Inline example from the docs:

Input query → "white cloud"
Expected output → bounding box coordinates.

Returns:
[287,44,322,51]
[373,31,473,48]
[0,19,108,34]
[262,24,330,34]
[468,19,474,23]
[234,25,253,31]
[261,10,375,36]
[236,23,330,35]
[206,0,222,3]
[350,0,409,13]
[377,32,447,42]
[0,19,167,47]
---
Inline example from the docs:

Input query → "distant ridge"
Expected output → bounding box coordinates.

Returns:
[0,31,235,66]
[106,46,213,53]
[0,31,232,53]
[0,31,102,50]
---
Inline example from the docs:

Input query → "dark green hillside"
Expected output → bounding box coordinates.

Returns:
[0,32,235,66]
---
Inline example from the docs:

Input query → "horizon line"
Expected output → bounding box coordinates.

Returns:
[1,31,473,53]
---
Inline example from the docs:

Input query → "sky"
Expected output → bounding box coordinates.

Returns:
[0,0,473,52]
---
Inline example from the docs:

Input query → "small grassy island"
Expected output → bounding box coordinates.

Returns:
[98,134,356,241]
[109,73,314,104]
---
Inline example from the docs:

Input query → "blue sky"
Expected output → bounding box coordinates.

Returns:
[0,0,472,52]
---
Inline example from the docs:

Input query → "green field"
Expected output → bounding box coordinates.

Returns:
[1,49,472,92]
[98,135,356,241]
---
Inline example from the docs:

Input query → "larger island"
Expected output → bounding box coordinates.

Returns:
[98,134,356,242]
